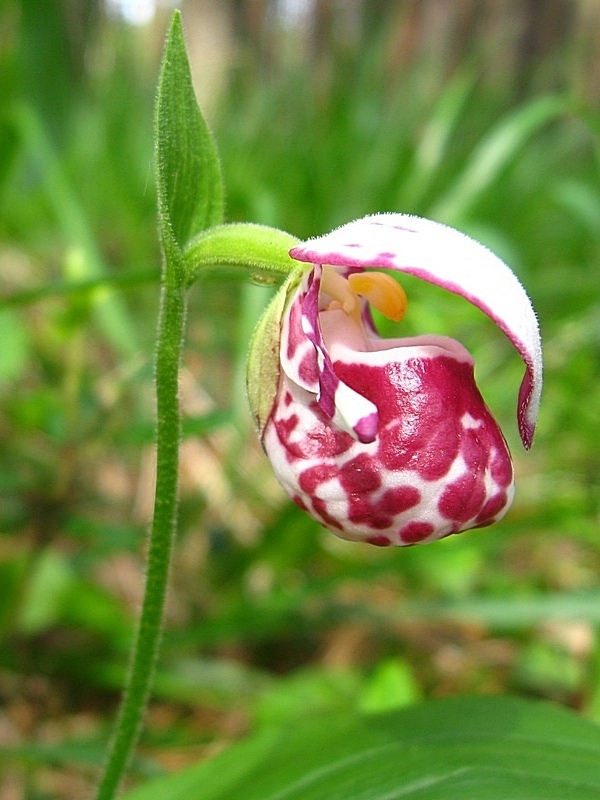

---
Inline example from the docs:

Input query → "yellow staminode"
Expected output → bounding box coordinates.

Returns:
[348,271,407,322]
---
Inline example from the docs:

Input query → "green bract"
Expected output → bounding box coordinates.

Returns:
[246,270,304,433]
[155,15,224,257]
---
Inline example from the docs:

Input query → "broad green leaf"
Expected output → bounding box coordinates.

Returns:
[155,12,224,255]
[121,696,600,800]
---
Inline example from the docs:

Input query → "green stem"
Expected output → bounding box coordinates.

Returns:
[94,275,186,800]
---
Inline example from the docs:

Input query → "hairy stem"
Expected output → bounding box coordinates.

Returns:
[94,277,186,800]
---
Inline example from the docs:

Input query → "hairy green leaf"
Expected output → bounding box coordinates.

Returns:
[155,12,224,255]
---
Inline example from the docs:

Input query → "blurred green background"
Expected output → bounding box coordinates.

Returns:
[1,0,599,797]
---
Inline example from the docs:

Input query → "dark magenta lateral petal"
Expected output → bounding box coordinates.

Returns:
[279,264,380,440]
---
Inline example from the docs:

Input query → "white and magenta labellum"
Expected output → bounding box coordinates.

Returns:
[250,213,542,546]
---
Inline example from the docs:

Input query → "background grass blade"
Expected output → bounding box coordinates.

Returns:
[430,95,568,223]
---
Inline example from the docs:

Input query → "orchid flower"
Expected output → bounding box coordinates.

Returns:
[247,214,542,546]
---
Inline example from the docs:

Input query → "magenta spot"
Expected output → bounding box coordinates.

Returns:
[438,470,487,523]
[344,485,420,531]
[312,496,343,530]
[273,414,300,459]
[366,534,392,547]
[335,356,472,480]
[274,400,353,460]
[461,427,489,470]
[378,486,420,515]
[284,391,293,406]
[475,491,508,523]
[298,464,339,494]
[339,454,381,494]
[369,515,394,530]
[412,419,460,481]
[286,300,304,360]
[390,224,417,232]
[302,406,355,457]
[491,450,513,488]
[399,521,435,544]
[347,495,393,530]
[298,350,319,385]
[292,494,308,511]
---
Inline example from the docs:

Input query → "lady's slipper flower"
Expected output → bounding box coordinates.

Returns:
[248,214,542,546]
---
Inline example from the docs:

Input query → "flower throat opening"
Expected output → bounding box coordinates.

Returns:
[320,266,408,323]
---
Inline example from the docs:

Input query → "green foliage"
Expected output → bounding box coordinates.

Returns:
[155,13,224,254]
[120,696,600,800]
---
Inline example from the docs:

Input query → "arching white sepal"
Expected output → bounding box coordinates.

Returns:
[290,213,542,448]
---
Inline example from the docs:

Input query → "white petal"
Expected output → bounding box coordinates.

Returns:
[290,213,542,448]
